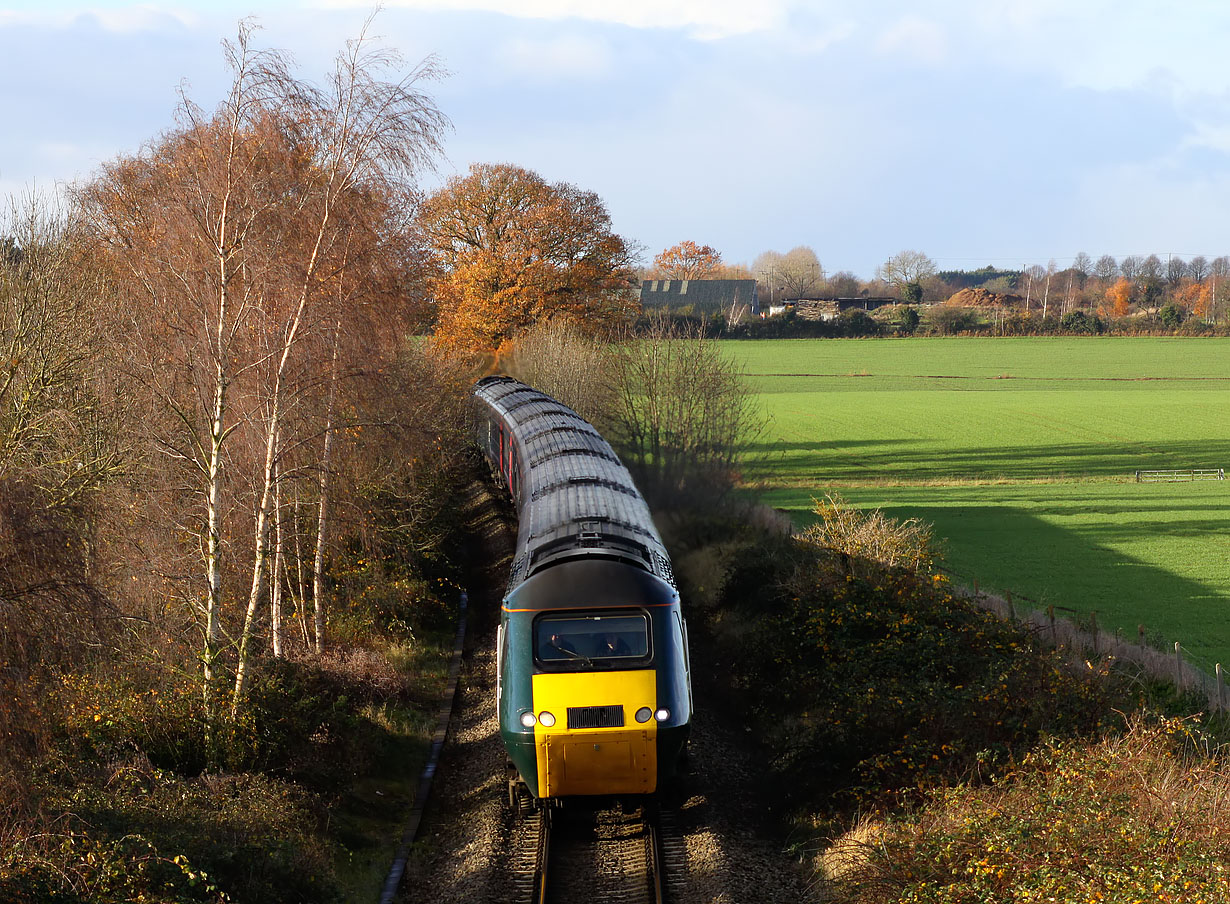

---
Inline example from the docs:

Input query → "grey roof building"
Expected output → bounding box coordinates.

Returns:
[639,278,759,316]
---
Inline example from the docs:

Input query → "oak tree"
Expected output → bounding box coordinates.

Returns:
[652,240,723,280]
[419,163,637,353]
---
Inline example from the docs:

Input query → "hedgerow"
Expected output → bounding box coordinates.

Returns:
[710,529,1123,809]
[825,716,1230,904]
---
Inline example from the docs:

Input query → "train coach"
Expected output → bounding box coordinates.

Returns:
[472,376,692,811]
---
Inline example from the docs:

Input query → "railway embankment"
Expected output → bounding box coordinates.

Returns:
[671,496,1230,901]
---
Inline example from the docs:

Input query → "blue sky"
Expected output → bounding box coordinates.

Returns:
[4,1,1230,277]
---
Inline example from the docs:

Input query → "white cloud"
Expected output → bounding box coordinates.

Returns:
[318,0,789,39]
[496,33,613,80]
[0,5,199,32]
[875,14,947,66]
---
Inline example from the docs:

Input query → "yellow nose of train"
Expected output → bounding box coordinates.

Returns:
[531,669,659,797]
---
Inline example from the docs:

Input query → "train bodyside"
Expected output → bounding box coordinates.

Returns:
[472,376,692,804]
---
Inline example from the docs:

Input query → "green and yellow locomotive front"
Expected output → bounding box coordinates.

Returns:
[498,558,691,800]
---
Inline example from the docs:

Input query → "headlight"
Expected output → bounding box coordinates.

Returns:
[635,706,653,723]
[538,711,556,727]
[654,708,671,722]
[520,711,537,728]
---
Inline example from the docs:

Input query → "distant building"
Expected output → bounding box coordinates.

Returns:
[781,297,897,321]
[639,278,759,317]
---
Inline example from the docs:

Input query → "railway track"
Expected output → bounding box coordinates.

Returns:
[511,801,679,904]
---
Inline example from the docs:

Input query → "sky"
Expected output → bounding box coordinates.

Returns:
[4,1,1230,278]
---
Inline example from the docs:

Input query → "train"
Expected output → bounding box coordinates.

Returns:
[472,376,692,811]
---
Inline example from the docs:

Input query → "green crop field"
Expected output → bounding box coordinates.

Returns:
[725,336,1230,668]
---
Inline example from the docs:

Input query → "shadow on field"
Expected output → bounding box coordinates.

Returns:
[763,488,1230,668]
[746,438,1230,483]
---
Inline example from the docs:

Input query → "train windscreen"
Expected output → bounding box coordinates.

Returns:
[534,612,649,666]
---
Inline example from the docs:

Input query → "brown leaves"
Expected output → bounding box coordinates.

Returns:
[418,163,637,353]
[650,240,724,280]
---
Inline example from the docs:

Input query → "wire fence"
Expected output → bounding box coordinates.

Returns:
[954,576,1229,714]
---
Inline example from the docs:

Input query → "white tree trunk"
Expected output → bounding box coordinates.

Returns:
[271,460,284,659]
[313,325,341,655]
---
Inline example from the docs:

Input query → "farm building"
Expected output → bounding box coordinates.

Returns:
[779,297,897,320]
[639,278,760,317]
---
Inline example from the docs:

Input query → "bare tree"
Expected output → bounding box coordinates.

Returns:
[1093,255,1118,282]
[607,314,764,510]
[1188,255,1209,282]
[876,250,937,296]
[1072,251,1092,284]
[503,319,617,427]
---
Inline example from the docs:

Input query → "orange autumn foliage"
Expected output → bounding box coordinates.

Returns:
[1103,278,1135,317]
[650,240,724,280]
[418,163,637,353]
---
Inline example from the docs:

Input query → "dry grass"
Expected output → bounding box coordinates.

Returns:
[799,494,935,574]
[821,716,1230,903]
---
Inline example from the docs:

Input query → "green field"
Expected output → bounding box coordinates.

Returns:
[727,337,1230,667]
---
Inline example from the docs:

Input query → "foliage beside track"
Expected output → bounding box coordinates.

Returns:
[676,494,1230,903]
[696,525,1122,809]
[825,718,1230,904]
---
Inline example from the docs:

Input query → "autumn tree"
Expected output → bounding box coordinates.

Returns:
[418,163,637,354]
[1093,254,1118,282]
[651,240,723,279]
[1104,278,1135,317]
[77,20,447,724]
[0,194,128,762]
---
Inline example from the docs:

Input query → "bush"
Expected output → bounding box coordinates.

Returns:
[1158,301,1186,328]
[17,764,338,903]
[712,533,1120,809]
[1059,309,1104,334]
[923,306,984,335]
[801,495,934,575]
[826,717,1230,903]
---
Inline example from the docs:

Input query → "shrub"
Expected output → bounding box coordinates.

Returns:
[1158,301,1186,328]
[713,532,1120,809]
[19,764,337,903]
[1060,309,1104,334]
[801,494,935,575]
[825,716,1230,903]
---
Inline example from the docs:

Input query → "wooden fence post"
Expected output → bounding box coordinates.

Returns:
[1218,663,1226,713]
[1138,624,1146,647]
[1175,642,1184,689]
[1090,611,1098,656]
[1005,591,1015,623]
[1047,606,1056,646]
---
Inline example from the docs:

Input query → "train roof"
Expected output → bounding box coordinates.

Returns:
[474,376,675,589]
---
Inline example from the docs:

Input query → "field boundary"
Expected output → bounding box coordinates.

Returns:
[1135,468,1225,482]
[963,585,1229,713]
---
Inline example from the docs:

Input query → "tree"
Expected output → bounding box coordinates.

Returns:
[419,163,637,353]
[1188,255,1209,282]
[1166,255,1187,288]
[1093,254,1118,282]
[1119,255,1141,282]
[827,271,862,296]
[652,240,723,279]
[607,314,763,509]
[1104,278,1134,317]
[877,250,937,295]
[77,19,447,724]
[1072,251,1092,285]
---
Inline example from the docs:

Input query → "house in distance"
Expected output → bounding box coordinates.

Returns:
[639,278,760,318]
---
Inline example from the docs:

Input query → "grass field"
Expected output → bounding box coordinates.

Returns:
[727,336,1230,668]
